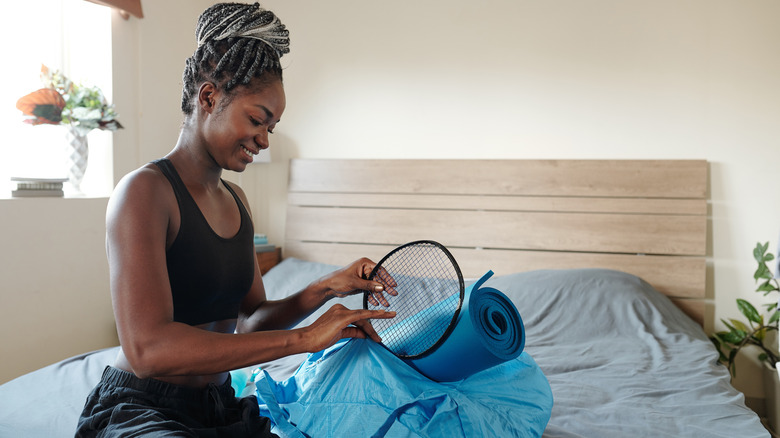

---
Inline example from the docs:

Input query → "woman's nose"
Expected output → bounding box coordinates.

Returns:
[255,132,269,149]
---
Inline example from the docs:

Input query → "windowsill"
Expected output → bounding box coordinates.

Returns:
[2,179,112,200]
[0,192,110,201]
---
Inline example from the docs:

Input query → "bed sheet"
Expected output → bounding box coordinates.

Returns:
[0,346,118,438]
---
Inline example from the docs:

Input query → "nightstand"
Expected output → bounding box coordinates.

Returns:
[256,247,282,275]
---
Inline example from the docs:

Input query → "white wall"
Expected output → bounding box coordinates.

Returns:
[2,1,778,400]
[0,198,114,383]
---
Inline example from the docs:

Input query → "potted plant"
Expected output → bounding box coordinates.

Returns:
[15,65,122,193]
[711,241,780,431]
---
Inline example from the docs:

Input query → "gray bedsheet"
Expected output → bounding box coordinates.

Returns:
[490,268,768,438]
[0,258,769,437]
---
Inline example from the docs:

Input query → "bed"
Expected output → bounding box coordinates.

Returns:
[0,159,770,437]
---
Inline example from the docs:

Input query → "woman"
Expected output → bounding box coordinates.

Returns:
[76,3,395,436]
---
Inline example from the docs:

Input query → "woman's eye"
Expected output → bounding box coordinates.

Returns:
[250,117,263,126]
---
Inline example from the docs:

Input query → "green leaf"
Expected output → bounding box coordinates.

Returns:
[728,319,749,332]
[737,299,761,324]
[757,280,776,292]
[721,328,746,344]
[755,326,766,342]
[754,243,766,263]
[769,310,780,324]
[709,337,729,363]
[759,353,768,362]
[713,332,730,345]
[754,264,772,281]
[710,336,721,349]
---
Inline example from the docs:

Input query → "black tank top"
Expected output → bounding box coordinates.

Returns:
[152,159,255,325]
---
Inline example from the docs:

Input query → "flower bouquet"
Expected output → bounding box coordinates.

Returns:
[15,65,122,192]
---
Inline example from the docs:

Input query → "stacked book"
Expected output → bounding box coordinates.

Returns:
[254,233,276,252]
[11,177,67,197]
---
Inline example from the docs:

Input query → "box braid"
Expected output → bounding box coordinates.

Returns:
[181,2,290,115]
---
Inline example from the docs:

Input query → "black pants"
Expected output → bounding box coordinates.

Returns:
[76,366,276,437]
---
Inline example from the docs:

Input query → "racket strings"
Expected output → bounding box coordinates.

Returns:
[367,242,463,358]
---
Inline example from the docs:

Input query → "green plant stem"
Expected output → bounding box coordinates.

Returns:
[729,326,779,370]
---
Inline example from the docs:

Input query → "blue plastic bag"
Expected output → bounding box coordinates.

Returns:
[255,339,552,437]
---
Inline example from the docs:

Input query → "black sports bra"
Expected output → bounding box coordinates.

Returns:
[152,159,255,325]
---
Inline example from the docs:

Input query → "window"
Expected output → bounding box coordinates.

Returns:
[0,0,113,197]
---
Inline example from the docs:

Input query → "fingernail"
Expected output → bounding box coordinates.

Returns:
[374,285,384,292]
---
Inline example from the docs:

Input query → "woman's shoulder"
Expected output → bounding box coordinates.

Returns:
[222,179,252,214]
[109,162,175,213]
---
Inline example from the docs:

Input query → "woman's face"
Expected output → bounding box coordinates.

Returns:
[203,78,286,172]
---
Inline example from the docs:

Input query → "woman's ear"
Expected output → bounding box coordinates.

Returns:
[197,82,217,114]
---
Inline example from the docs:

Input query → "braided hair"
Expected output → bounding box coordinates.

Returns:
[181,2,290,115]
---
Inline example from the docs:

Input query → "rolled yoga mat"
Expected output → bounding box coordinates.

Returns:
[379,270,525,382]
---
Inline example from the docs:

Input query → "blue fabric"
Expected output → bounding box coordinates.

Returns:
[254,338,552,438]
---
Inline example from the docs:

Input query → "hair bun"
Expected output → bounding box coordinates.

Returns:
[196,2,290,58]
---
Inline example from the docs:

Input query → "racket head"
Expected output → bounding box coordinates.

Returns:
[364,240,464,359]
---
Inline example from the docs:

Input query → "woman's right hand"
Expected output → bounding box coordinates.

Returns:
[318,258,399,307]
[302,304,395,352]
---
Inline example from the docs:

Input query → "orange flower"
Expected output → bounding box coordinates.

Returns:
[16,88,66,125]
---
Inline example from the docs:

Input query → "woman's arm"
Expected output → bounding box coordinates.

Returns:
[108,171,394,379]
[236,258,391,333]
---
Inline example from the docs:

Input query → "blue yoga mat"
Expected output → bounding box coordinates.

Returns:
[379,270,525,382]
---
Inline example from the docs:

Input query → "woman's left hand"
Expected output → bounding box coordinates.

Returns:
[321,258,398,307]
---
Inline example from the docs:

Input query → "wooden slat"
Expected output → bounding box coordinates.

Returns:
[283,241,706,299]
[289,159,708,198]
[288,193,707,215]
[670,299,705,327]
[286,206,707,256]
[284,159,710,326]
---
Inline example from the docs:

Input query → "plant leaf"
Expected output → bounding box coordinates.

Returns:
[754,263,772,281]
[721,328,746,344]
[754,243,765,263]
[755,326,766,342]
[737,299,761,324]
[728,319,749,332]
[709,337,729,363]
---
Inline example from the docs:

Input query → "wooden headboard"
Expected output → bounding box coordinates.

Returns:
[283,159,709,325]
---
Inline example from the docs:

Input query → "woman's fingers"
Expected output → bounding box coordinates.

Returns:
[374,266,398,292]
[350,316,385,343]
[346,309,395,343]
[309,305,396,351]
[364,266,399,307]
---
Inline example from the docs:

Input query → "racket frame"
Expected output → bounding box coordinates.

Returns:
[363,240,465,360]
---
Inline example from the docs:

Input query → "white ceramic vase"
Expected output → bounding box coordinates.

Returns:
[65,126,89,193]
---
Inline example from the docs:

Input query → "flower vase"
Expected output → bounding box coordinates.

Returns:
[66,127,89,193]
